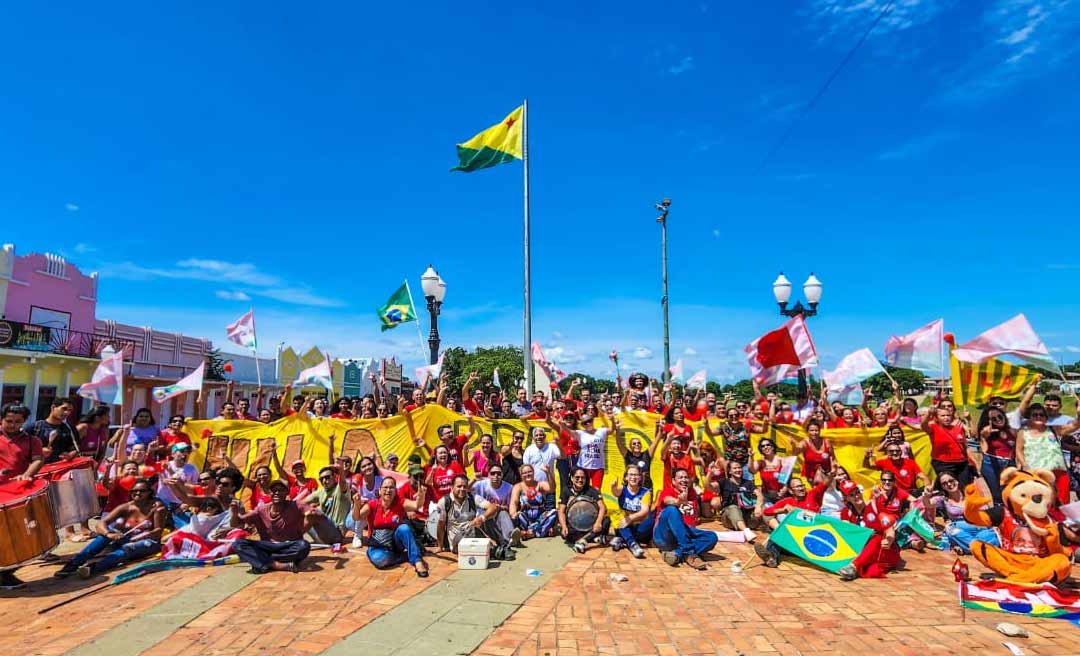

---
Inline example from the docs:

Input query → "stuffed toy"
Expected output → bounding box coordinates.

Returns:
[964,467,1073,585]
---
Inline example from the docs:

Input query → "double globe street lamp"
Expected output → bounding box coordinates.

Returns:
[771,271,823,397]
[420,265,447,366]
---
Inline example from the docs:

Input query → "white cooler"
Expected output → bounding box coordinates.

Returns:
[457,537,492,570]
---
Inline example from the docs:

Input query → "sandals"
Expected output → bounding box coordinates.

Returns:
[415,561,429,578]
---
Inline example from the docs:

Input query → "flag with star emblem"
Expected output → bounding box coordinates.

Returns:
[376,283,418,332]
[451,105,524,172]
[767,510,873,574]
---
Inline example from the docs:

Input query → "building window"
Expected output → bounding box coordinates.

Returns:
[1,384,26,408]
[36,386,57,422]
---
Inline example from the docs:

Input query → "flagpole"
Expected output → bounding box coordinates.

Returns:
[522,98,533,396]
[404,279,427,361]
[251,306,261,392]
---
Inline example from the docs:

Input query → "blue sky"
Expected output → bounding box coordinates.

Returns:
[4,0,1080,382]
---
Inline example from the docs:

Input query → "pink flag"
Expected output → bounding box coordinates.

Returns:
[669,358,684,381]
[884,319,943,373]
[78,350,125,405]
[531,342,567,383]
[415,352,444,385]
[951,314,1055,369]
[225,309,257,351]
[745,316,817,385]
[686,369,707,389]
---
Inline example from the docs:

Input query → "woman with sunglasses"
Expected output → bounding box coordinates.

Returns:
[753,438,785,502]
[55,478,167,578]
[978,406,1017,505]
[499,430,526,485]
[353,475,430,576]
[929,472,1000,555]
[789,420,834,485]
[1015,403,1071,504]
[160,415,192,450]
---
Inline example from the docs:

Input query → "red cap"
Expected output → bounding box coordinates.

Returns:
[839,480,859,496]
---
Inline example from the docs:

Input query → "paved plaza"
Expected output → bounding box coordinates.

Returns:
[2,523,1077,656]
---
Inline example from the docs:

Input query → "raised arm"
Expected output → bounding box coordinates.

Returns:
[1017,375,1041,418]
[268,439,288,479]
[436,373,448,407]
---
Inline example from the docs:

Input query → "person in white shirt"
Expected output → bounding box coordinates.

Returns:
[472,464,520,547]
[522,426,560,484]
[157,443,199,527]
[551,413,616,488]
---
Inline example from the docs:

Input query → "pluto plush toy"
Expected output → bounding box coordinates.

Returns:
[964,468,1073,584]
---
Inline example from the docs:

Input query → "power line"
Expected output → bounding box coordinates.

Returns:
[752,0,896,176]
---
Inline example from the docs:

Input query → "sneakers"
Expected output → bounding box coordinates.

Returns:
[77,565,92,579]
[573,540,587,554]
[754,542,779,568]
[742,528,757,543]
[629,543,646,559]
[661,550,681,567]
[351,534,364,550]
[494,546,517,561]
[510,528,523,548]
[54,565,78,579]
[609,536,625,552]
[0,571,25,590]
[838,564,858,581]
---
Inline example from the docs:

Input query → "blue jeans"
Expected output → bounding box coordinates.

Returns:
[616,515,654,546]
[652,506,717,558]
[367,524,423,569]
[164,502,191,530]
[65,535,160,575]
[980,454,1015,506]
[233,538,311,571]
[941,519,1001,554]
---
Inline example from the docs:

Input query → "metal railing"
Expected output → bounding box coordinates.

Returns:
[0,319,137,360]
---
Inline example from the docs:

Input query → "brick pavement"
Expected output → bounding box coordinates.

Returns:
[473,527,1080,656]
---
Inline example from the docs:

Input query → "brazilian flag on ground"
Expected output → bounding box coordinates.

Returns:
[377,283,417,332]
[451,105,523,172]
[768,510,873,574]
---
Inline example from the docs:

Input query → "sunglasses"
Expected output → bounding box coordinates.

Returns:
[130,488,150,495]
[319,475,335,482]
[199,477,214,483]
[217,480,234,486]
[1030,413,1047,419]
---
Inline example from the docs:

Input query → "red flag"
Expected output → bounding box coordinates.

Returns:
[745,316,817,385]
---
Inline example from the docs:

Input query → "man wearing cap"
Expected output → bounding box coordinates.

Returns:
[158,442,200,528]
[230,480,311,573]
[302,465,353,546]
[399,455,434,545]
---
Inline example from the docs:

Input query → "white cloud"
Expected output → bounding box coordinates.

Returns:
[101,259,342,308]
[543,346,586,364]
[633,346,654,359]
[73,243,96,254]
[877,132,959,160]
[1067,345,1080,353]
[808,0,949,46]
[215,290,252,301]
[65,203,79,212]
[683,347,698,356]
[667,56,695,75]
[552,330,564,340]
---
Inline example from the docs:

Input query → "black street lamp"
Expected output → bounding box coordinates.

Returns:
[420,265,446,365]
[772,272,823,397]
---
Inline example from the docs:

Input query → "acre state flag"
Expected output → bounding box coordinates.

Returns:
[745,315,818,385]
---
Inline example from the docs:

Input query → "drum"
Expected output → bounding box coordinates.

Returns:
[0,479,59,568]
[565,495,600,533]
[36,457,100,527]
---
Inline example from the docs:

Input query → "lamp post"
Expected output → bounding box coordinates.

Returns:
[420,265,446,365]
[656,199,672,382]
[771,272,823,397]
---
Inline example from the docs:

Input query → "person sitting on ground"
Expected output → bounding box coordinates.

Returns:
[156,443,200,528]
[760,472,832,531]
[558,467,610,553]
[717,460,763,542]
[352,476,429,576]
[877,421,914,460]
[230,479,311,574]
[509,463,557,539]
[302,465,353,547]
[238,463,275,510]
[930,471,1001,555]
[653,467,718,570]
[837,472,916,581]
[473,463,522,548]
[609,464,653,558]
[753,437,786,503]
[437,474,517,560]
[55,478,167,579]
[819,465,859,519]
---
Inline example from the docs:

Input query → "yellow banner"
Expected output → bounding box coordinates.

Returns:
[187,406,934,518]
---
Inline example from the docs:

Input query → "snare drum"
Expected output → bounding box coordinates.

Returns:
[0,479,59,568]
[36,457,101,527]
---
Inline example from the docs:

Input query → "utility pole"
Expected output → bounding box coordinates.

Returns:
[656,199,671,382]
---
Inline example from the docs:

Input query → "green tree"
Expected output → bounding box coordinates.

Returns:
[562,373,618,396]
[863,365,925,397]
[441,345,526,397]
[206,347,227,381]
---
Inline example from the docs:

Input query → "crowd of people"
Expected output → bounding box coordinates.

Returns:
[1,369,1078,590]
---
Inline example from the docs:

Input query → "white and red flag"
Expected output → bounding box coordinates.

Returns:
[531,342,567,383]
[951,314,1056,370]
[744,315,818,386]
[225,309,257,351]
[884,318,943,373]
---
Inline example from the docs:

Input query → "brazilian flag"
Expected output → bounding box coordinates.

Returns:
[768,510,873,574]
[377,283,417,332]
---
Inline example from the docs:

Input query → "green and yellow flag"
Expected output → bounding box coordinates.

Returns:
[950,352,1040,407]
[451,105,523,172]
[768,510,873,574]
[376,283,417,332]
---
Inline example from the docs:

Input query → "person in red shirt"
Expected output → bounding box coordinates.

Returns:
[424,444,465,505]
[658,423,703,486]
[838,473,912,580]
[921,406,973,486]
[160,415,193,450]
[789,421,834,485]
[1,403,45,590]
[863,443,929,493]
[352,476,429,576]
[653,467,718,570]
[761,474,832,530]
